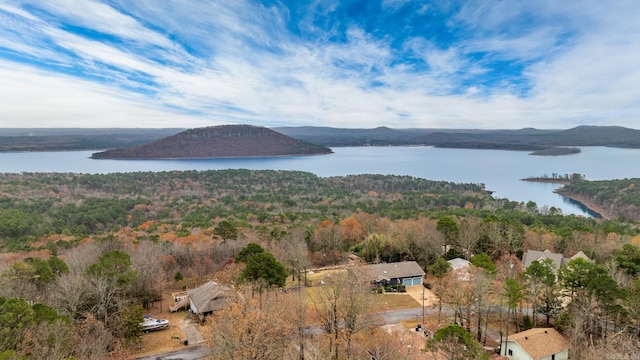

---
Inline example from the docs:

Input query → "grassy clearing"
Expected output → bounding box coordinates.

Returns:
[371,294,420,312]
[302,285,419,312]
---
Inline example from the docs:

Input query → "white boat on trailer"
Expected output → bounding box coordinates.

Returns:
[141,315,169,332]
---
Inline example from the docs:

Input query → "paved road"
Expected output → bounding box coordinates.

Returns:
[140,307,435,359]
[134,345,208,360]
[377,305,455,324]
[138,305,503,359]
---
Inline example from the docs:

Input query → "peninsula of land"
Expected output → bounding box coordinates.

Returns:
[555,178,640,221]
[554,190,610,219]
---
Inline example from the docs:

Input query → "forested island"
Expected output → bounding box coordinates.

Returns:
[529,147,581,156]
[1,170,640,358]
[90,125,332,159]
[521,173,586,184]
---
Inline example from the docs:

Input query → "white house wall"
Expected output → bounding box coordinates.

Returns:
[502,341,569,360]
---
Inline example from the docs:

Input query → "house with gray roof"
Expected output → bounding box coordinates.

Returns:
[187,280,232,321]
[522,249,591,275]
[364,261,425,287]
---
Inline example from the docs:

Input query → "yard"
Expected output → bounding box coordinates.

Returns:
[123,298,191,359]
[125,267,425,359]
[294,266,423,312]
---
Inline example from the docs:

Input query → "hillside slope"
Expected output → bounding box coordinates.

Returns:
[91,125,333,159]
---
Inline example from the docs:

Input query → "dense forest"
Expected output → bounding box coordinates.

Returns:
[1,170,640,359]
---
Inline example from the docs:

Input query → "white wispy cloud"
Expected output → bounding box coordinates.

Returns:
[0,61,209,128]
[0,0,639,129]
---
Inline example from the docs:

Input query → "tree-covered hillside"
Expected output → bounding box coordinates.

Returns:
[1,170,639,359]
[90,125,332,159]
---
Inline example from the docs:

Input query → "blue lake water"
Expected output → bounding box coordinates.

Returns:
[1,146,639,217]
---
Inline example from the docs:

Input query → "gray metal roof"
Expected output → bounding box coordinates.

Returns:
[364,261,425,281]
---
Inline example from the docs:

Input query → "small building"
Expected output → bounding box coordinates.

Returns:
[447,258,471,281]
[187,280,232,321]
[364,261,425,287]
[500,327,569,360]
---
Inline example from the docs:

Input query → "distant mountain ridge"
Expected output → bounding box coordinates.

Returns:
[1,125,638,153]
[0,128,181,152]
[90,125,332,159]
[274,125,640,150]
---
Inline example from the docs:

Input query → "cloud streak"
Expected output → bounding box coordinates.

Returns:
[0,0,639,129]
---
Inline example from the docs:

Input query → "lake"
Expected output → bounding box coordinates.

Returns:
[1,146,639,216]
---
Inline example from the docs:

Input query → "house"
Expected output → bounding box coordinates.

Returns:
[187,280,232,321]
[500,327,569,360]
[364,261,425,287]
[522,249,591,274]
[447,258,471,281]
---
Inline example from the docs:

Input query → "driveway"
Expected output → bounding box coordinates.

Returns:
[179,316,206,345]
[404,285,437,307]
[134,316,208,360]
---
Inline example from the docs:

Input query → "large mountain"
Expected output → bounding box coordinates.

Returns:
[90,125,332,159]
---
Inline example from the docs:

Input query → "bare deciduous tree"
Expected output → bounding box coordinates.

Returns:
[312,268,373,360]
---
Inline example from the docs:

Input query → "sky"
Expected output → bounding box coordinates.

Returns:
[1,0,639,129]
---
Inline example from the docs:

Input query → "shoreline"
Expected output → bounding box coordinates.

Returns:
[554,190,611,219]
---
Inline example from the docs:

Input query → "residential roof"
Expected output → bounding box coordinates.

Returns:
[522,249,591,271]
[522,249,564,270]
[187,280,231,314]
[570,250,590,262]
[506,328,569,360]
[364,261,425,281]
[447,258,471,271]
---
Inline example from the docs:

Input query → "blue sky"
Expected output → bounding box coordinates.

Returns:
[1,0,639,129]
